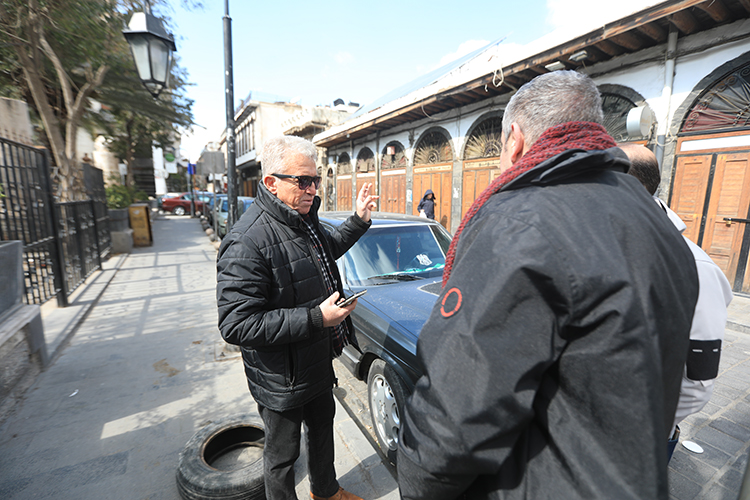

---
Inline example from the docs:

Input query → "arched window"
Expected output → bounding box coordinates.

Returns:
[414,131,453,165]
[601,93,637,142]
[682,63,750,134]
[465,116,503,159]
[337,153,351,175]
[356,148,375,172]
[381,142,407,169]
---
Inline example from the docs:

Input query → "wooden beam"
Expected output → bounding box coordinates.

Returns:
[610,31,646,50]
[696,0,730,21]
[669,10,699,34]
[595,39,626,56]
[636,21,668,42]
[739,0,750,14]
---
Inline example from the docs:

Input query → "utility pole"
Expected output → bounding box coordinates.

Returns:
[187,162,196,217]
[223,0,238,232]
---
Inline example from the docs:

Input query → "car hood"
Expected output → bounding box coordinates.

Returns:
[355,278,442,338]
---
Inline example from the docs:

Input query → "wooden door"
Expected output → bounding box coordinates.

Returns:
[381,169,406,214]
[337,175,352,211]
[462,165,501,218]
[700,153,750,286]
[671,155,712,243]
[356,172,377,211]
[413,164,452,232]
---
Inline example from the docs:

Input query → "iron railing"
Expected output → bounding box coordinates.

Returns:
[0,136,111,306]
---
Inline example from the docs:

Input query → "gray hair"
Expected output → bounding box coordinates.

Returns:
[261,136,318,177]
[502,70,604,147]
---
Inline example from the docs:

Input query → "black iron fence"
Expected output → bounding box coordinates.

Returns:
[0,136,111,307]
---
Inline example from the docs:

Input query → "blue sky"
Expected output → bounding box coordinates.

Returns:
[167,0,653,160]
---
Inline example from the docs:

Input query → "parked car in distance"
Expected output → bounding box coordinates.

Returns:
[162,191,212,216]
[205,194,227,226]
[318,212,451,464]
[217,196,255,237]
[157,192,182,209]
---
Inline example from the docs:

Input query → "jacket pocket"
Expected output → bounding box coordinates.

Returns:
[287,346,296,386]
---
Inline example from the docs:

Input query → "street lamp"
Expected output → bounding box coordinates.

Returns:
[122,4,176,98]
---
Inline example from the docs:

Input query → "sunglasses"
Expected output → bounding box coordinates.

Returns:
[272,173,322,190]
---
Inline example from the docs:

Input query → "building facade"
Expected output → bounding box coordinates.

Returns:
[314,0,750,293]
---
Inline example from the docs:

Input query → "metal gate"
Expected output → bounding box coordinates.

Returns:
[0,137,111,306]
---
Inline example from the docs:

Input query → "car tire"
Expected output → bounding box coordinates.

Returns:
[367,359,408,465]
[173,206,186,216]
[176,415,266,500]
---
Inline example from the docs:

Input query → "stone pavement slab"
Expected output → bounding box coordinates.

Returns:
[668,320,750,500]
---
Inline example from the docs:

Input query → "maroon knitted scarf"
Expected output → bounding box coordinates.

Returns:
[442,121,616,287]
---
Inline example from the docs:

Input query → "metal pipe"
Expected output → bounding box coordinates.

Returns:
[223,0,238,232]
[655,29,678,172]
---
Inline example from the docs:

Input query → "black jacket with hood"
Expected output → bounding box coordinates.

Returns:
[216,182,370,411]
[397,148,699,499]
[417,189,436,219]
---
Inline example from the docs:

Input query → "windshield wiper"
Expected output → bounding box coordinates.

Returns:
[366,273,421,281]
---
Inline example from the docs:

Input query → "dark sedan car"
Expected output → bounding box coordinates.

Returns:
[319,212,451,463]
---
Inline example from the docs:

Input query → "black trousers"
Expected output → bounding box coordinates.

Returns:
[257,390,339,500]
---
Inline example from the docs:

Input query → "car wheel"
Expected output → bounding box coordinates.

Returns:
[173,206,186,216]
[176,415,265,500]
[367,359,407,465]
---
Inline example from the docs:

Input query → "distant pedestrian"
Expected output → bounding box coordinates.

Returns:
[397,71,699,500]
[417,189,435,219]
[621,143,733,461]
[217,136,378,500]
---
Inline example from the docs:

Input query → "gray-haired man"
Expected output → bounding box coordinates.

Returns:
[217,136,377,500]
[397,71,699,499]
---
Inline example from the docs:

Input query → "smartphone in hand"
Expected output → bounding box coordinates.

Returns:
[337,289,367,307]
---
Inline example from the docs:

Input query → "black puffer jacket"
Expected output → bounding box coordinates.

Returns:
[216,183,369,411]
[398,148,699,499]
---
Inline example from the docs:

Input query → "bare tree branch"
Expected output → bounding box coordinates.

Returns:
[38,30,75,113]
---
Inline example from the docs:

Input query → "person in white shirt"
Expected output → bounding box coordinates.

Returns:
[621,143,733,460]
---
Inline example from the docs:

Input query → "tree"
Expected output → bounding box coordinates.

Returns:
[84,55,194,189]
[0,0,196,201]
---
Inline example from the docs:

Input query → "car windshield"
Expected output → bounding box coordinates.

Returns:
[342,224,451,285]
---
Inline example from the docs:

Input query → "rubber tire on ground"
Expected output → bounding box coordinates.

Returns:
[176,414,266,500]
[367,359,408,465]
[173,206,186,216]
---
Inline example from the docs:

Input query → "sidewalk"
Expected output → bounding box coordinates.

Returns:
[0,214,398,500]
[668,299,750,500]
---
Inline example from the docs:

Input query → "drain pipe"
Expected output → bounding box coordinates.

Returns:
[655,29,678,170]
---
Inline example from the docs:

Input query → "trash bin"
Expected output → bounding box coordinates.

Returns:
[128,203,153,247]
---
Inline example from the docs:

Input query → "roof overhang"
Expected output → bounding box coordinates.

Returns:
[314,0,749,148]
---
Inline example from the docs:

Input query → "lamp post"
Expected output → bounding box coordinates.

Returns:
[122,2,176,99]
[223,0,238,233]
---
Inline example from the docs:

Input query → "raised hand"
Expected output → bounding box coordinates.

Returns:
[356,182,379,222]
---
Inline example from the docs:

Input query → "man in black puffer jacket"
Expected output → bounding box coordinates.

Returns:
[217,136,377,500]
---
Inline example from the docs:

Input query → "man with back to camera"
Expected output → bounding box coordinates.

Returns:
[396,71,700,499]
[620,142,733,461]
[216,135,378,500]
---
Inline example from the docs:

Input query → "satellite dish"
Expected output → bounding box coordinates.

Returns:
[627,106,654,138]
